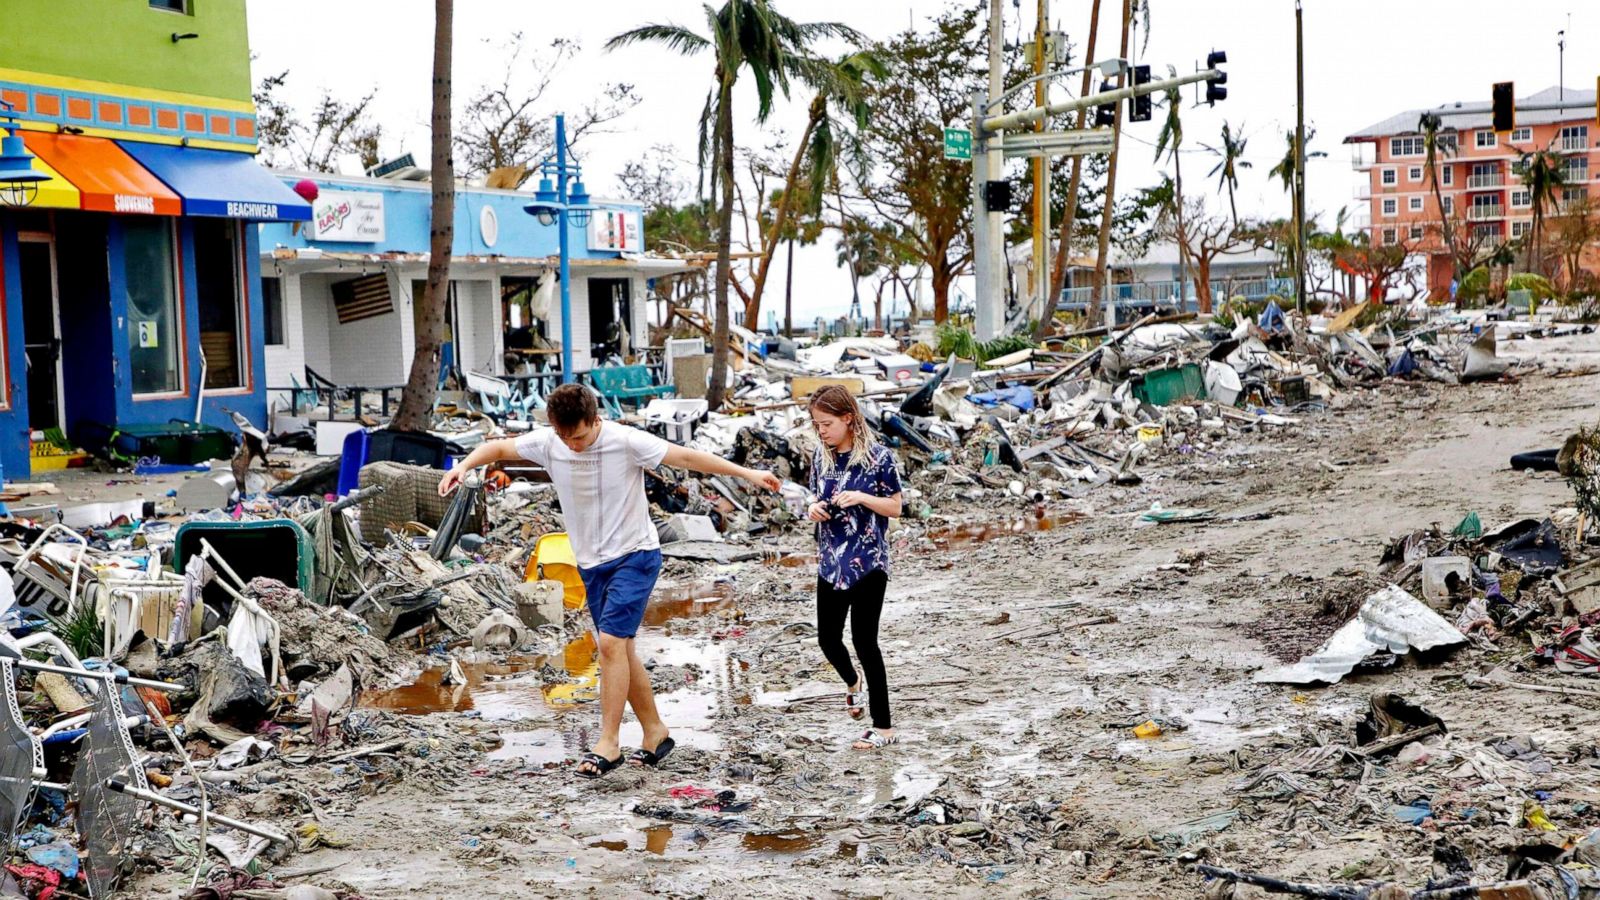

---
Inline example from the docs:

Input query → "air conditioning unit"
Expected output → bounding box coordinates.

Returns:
[367,153,429,181]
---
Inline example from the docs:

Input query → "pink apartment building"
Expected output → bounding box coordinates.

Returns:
[1344,86,1597,297]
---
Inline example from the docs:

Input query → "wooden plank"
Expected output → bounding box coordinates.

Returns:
[790,376,865,399]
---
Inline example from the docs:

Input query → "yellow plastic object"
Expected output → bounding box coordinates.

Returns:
[1133,720,1163,739]
[1524,801,1558,832]
[526,532,586,610]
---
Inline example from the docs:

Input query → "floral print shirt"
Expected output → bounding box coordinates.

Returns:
[811,443,903,590]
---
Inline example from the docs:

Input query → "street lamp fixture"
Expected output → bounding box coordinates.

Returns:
[0,101,48,208]
[521,114,599,384]
[524,176,562,226]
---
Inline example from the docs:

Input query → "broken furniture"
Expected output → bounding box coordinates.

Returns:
[589,364,674,417]
[274,365,403,422]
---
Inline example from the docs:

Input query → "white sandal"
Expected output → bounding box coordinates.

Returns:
[852,728,897,750]
[845,684,866,721]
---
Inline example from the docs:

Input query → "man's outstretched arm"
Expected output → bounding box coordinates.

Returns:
[438,438,523,495]
[661,445,781,493]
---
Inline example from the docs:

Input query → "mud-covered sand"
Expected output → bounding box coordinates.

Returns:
[131,344,1600,898]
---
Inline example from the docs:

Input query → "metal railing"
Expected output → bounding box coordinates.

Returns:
[1561,134,1589,151]
[1466,172,1503,188]
[1057,276,1296,311]
[1467,204,1504,221]
[1354,183,1372,200]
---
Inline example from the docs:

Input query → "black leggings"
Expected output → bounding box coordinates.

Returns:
[816,570,890,730]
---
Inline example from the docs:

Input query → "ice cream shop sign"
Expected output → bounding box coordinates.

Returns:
[310,190,385,242]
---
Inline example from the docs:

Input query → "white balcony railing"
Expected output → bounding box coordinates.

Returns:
[1561,135,1589,151]
[1467,204,1505,221]
[1467,172,1504,188]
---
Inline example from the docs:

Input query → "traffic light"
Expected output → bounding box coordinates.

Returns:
[1130,65,1152,122]
[1094,81,1115,127]
[1492,81,1515,133]
[1206,50,1228,105]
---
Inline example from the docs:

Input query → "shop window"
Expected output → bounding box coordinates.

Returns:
[263,277,285,346]
[194,220,246,389]
[125,219,182,395]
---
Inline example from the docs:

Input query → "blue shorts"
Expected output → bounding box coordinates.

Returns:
[578,548,662,639]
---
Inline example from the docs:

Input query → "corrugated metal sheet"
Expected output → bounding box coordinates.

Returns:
[1254,586,1466,686]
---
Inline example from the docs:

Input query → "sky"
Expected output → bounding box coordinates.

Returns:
[247,0,1600,324]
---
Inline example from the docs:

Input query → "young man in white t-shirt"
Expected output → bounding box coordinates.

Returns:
[440,384,780,778]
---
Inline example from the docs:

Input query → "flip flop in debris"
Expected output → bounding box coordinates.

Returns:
[576,751,625,779]
[630,737,676,767]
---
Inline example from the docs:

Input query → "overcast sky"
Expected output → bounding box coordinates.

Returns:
[248,0,1600,323]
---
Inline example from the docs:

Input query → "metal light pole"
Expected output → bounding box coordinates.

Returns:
[523,113,592,384]
[555,115,574,383]
[1294,0,1307,315]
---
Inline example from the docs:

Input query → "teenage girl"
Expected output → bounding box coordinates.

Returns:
[805,385,904,750]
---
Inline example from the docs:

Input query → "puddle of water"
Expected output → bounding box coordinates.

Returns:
[740,831,822,855]
[590,825,675,855]
[364,580,750,763]
[927,511,1080,549]
[592,825,831,859]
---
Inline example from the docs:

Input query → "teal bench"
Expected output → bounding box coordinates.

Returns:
[589,365,674,416]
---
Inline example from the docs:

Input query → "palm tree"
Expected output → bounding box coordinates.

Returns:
[1519,146,1566,277]
[1202,121,1251,225]
[607,2,861,408]
[1153,77,1194,309]
[835,218,882,331]
[1417,111,1459,304]
[1267,127,1322,279]
[746,49,886,328]
[392,0,453,431]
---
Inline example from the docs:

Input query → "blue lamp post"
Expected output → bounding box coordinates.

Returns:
[523,114,594,384]
[0,101,49,207]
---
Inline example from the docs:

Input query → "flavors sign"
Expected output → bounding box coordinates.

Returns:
[586,209,640,252]
[310,190,385,242]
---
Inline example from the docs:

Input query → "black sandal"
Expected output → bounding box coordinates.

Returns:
[576,751,624,779]
[629,737,676,767]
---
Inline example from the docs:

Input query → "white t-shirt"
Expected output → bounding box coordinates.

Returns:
[514,422,671,569]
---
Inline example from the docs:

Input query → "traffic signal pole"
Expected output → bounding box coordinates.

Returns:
[975,0,1007,342]
[969,0,1226,340]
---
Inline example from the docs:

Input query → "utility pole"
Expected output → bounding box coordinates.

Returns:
[1294,0,1307,315]
[974,0,1005,340]
[1089,0,1132,328]
[1030,0,1049,331]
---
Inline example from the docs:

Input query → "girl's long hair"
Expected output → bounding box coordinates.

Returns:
[808,385,875,475]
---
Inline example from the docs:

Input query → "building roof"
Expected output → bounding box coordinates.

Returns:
[1344,86,1596,143]
[1025,238,1279,269]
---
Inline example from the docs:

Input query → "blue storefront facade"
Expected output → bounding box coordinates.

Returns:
[0,1,310,479]
[256,171,674,411]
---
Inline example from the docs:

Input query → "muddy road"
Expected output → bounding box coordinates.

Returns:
[140,361,1600,898]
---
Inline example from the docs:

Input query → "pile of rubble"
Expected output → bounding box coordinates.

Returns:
[0,299,1560,897]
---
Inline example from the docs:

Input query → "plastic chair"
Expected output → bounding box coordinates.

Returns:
[523,532,586,610]
[464,371,518,424]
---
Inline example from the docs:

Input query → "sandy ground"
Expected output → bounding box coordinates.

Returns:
[124,337,1600,899]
